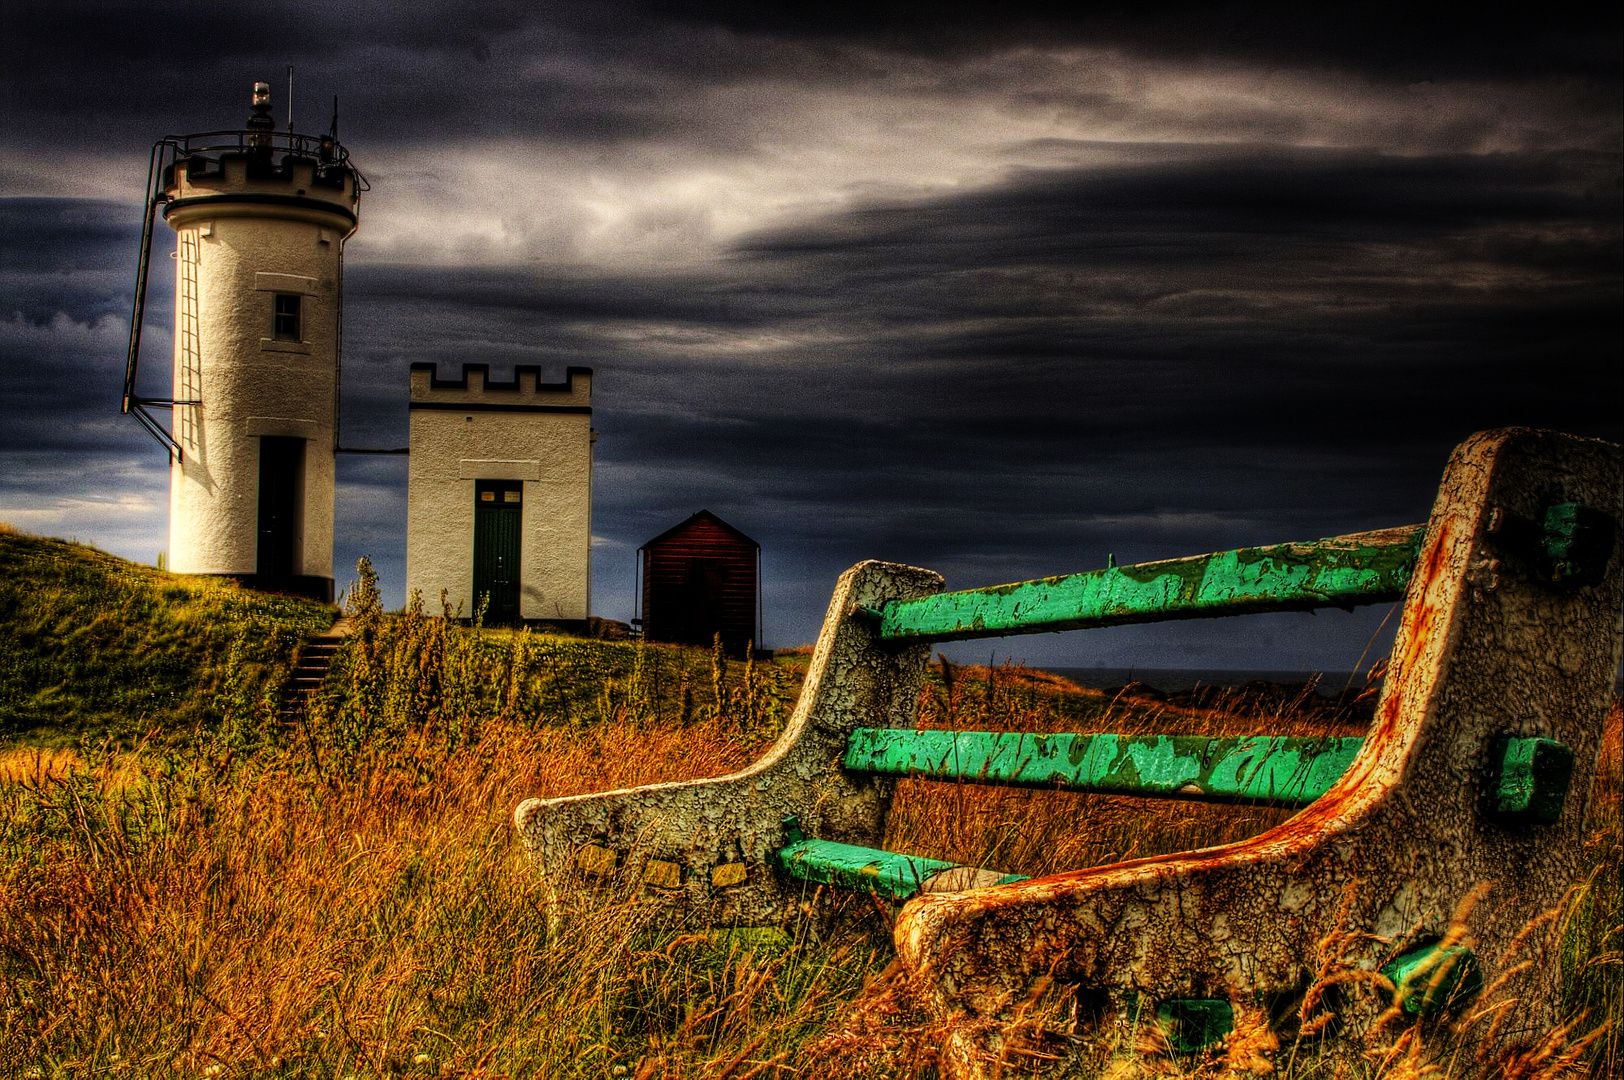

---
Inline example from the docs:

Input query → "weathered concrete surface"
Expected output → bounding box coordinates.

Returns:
[513,560,941,926]
[893,428,1624,1077]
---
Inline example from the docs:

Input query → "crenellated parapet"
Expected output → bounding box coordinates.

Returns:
[160,81,361,234]
[163,149,360,231]
[408,363,592,413]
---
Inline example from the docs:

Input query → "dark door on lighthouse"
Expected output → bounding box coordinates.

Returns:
[257,436,304,580]
[473,480,523,624]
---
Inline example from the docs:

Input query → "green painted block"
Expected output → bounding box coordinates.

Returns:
[1380,943,1483,1017]
[1540,502,1615,587]
[875,526,1422,643]
[1492,737,1574,822]
[845,728,1363,806]
[1156,998,1233,1053]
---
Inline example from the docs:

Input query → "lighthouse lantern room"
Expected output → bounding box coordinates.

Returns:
[121,81,364,601]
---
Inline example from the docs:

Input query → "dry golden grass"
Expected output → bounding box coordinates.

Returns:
[0,718,833,1077]
[1,653,1615,1079]
[0,747,85,785]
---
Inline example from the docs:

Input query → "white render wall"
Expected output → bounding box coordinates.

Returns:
[405,365,594,622]
[164,153,357,592]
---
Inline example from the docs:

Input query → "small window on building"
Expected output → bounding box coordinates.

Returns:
[476,481,522,507]
[273,293,302,341]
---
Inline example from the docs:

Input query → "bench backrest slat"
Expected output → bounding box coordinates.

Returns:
[845,728,1364,806]
[875,524,1422,643]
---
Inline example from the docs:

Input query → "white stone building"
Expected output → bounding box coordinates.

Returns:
[405,364,594,626]
[159,82,360,601]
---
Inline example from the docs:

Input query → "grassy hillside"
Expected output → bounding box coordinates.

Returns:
[0,527,333,747]
[0,533,1617,1077]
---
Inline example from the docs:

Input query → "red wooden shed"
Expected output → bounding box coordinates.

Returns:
[637,510,761,654]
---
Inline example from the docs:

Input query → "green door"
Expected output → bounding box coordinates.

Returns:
[473,481,522,624]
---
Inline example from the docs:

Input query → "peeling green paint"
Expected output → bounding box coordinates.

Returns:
[844,728,1364,806]
[777,834,1028,899]
[1540,502,1615,587]
[875,526,1423,643]
[1156,998,1234,1053]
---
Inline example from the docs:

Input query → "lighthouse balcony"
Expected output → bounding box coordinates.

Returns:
[159,129,365,203]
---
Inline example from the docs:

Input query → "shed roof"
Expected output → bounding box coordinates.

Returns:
[639,509,760,552]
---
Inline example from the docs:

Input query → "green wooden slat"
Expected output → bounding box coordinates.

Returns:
[875,525,1423,643]
[781,738,1574,897]
[777,836,1028,900]
[844,728,1365,806]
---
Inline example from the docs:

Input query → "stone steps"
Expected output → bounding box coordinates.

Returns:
[280,617,351,721]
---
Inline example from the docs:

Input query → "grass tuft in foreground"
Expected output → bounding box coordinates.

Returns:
[0,717,872,1077]
[4,677,1614,1076]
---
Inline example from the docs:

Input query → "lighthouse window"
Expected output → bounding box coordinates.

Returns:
[273,293,302,341]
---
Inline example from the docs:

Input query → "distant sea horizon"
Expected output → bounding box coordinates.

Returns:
[1043,666,1624,696]
[1043,667,1370,696]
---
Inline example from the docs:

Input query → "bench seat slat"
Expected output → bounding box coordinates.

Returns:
[846,728,1365,806]
[778,836,1030,900]
[876,525,1423,643]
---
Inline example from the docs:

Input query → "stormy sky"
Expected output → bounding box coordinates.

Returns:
[2,2,1619,670]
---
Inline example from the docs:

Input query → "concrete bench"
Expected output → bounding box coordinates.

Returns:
[514,428,1621,1074]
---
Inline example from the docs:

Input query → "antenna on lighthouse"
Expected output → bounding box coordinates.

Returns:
[287,65,294,132]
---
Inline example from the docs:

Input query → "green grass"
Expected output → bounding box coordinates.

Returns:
[0,528,333,748]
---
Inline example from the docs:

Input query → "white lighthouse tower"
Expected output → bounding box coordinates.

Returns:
[126,81,362,601]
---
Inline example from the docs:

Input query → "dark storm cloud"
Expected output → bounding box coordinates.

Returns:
[0,199,139,315]
[4,0,869,153]
[646,1,1622,80]
[4,0,534,64]
[0,201,157,472]
[295,138,1618,656]
[5,1,650,158]
[11,2,1613,165]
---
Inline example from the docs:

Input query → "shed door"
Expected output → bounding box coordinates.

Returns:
[473,481,522,624]
[684,558,727,645]
[257,436,304,579]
